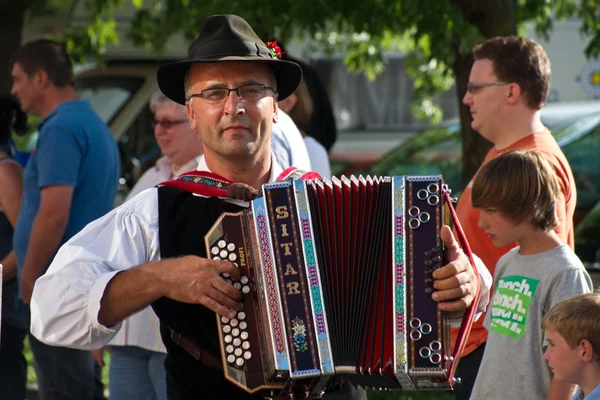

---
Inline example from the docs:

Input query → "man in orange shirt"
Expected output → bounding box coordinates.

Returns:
[454,36,576,400]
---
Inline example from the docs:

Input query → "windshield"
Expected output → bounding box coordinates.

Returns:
[74,76,144,124]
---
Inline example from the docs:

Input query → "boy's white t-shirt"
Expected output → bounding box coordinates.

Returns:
[471,245,592,400]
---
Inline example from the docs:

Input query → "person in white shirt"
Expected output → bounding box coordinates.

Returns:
[271,109,312,171]
[103,89,203,400]
[278,79,331,177]
[29,14,489,400]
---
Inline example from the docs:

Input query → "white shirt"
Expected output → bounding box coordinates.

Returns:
[30,155,282,349]
[30,155,490,349]
[271,110,312,171]
[125,155,203,201]
[304,137,331,178]
[107,155,202,353]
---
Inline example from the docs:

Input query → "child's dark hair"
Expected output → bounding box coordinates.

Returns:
[0,96,27,148]
[472,150,559,230]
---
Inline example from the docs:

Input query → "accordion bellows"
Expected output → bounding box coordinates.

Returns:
[205,175,472,397]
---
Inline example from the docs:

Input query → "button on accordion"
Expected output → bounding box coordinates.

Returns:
[205,175,479,397]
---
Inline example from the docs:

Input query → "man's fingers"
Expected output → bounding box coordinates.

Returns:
[215,260,241,281]
[432,286,466,302]
[211,279,243,305]
[90,349,105,367]
[201,290,238,319]
[436,294,474,312]
[433,262,469,284]
[440,225,459,254]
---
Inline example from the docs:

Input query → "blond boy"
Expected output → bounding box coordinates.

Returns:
[469,150,592,400]
[542,293,600,400]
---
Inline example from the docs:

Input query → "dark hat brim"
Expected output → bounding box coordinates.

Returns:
[157,57,302,105]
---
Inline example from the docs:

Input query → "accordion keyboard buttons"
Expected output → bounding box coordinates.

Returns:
[211,237,255,368]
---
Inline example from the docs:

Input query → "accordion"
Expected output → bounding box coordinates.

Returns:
[205,175,478,397]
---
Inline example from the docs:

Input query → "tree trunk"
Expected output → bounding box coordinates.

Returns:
[450,0,518,187]
[0,0,35,96]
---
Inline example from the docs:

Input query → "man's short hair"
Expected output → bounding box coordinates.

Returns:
[150,89,186,114]
[473,36,550,110]
[472,150,559,230]
[12,39,74,88]
[542,293,600,355]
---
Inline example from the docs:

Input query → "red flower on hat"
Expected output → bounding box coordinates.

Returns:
[265,41,284,60]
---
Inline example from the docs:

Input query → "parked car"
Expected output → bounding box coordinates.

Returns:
[358,111,600,264]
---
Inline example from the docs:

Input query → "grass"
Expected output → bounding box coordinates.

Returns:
[24,339,455,399]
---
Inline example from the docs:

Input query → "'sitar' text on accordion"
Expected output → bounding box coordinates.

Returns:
[275,205,301,296]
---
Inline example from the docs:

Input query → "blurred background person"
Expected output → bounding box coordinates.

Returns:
[11,39,119,400]
[279,79,331,177]
[0,95,28,400]
[106,88,203,400]
[126,89,203,199]
[280,44,338,153]
[271,109,312,172]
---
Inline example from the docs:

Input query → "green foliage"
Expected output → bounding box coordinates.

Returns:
[57,0,600,124]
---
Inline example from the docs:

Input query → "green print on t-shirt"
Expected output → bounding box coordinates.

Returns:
[489,275,540,338]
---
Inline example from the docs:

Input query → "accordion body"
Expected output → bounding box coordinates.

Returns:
[205,175,471,396]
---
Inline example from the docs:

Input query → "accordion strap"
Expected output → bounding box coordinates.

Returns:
[157,167,320,197]
[443,191,482,384]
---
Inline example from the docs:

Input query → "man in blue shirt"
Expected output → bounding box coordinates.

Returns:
[11,39,119,400]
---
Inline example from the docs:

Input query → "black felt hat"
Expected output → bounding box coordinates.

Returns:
[157,14,302,105]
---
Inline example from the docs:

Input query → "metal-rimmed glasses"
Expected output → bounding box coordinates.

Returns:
[466,81,509,94]
[188,84,276,104]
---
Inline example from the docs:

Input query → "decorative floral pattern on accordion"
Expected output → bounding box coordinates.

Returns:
[292,317,308,352]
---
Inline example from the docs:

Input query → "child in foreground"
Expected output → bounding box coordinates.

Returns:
[542,293,600,400]
[468,150,592,400]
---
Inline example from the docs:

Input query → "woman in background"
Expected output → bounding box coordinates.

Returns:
[0,95,28,400]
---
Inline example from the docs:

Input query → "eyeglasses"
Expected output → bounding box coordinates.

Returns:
[188,84,276,104]
[152,119,188,129]
[466,82,509,94]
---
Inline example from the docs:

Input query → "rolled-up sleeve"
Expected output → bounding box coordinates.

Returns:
[30,189,160,350]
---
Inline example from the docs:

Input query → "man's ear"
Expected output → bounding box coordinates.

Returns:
[35,70,49,89]
[186,100,198,130]
[272,95,279,124]
[506,82,522,105]
[580,339,595,362]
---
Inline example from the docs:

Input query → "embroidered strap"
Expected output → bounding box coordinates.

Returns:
[158,167,320,198]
